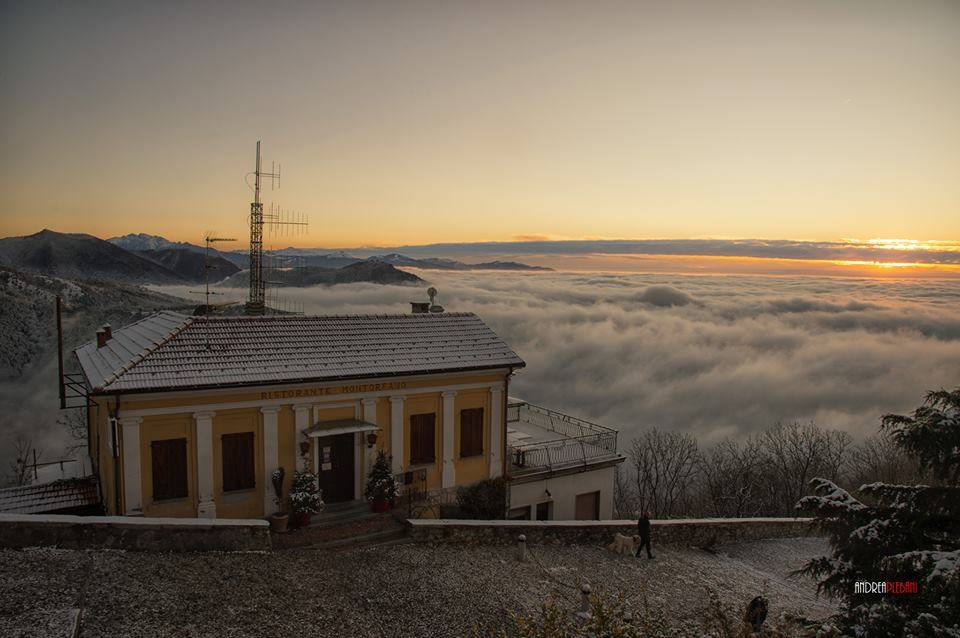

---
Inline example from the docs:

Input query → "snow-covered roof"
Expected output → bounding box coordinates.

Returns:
[75,311,525,394]
[0,477,100,514]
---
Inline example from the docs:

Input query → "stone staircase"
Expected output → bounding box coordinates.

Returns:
[272,500,410,550]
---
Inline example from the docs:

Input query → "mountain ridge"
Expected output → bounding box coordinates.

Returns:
[220,261,424,287]
[134,248,240,284]
[0,230,186,284]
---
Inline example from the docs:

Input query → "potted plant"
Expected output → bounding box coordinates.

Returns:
[290,469,324,527]
[364,450,399,513]
[268,467,289,533]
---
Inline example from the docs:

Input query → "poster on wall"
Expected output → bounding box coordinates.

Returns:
[321,446,332,471]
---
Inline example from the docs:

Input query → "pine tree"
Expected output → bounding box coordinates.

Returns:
[364,450,398,503]
[290,470,324,515]
[797,388,960,636]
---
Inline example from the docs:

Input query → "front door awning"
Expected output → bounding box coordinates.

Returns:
[305,418,378,438]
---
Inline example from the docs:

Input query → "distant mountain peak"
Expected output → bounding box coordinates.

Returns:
[108,233,205,254]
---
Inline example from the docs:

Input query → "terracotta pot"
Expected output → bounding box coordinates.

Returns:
[371,498,390,513]
[297,512,312,527]
[269,513,289,533]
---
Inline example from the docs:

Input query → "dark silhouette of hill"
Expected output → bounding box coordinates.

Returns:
[221,261,424,287]
[0,230,185,284]
[134,248,240,284]
[367,253,552,271]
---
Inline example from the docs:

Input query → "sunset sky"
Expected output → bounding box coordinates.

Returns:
[1,1,958,254]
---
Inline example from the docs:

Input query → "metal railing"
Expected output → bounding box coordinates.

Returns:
[507,402,618,474]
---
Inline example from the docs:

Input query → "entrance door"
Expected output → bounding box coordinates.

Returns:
[574,491,600,520]
[316,433,355,503]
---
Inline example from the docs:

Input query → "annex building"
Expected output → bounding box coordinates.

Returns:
[71,309,622,521]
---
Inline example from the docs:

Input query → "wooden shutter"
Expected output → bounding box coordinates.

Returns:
[151,438,188,501]
[410,418,421,464]
[222,432,256,492]
[460,407,484,457]
[410,413,436,464]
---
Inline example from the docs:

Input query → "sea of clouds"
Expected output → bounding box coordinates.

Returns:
[200,270,960,444]
[5,270,958,479]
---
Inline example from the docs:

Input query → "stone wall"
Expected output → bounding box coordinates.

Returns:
[0,514,271,552]
[407,517,817,546]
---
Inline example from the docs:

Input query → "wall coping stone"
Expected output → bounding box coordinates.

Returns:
[0,513,271,552]
[406,517,819,546]
[408,517,813,528]
[0,513,268,528]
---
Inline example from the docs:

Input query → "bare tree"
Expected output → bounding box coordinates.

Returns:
[7,437,40,487]
[57,408,87,457]
[619,420,915,520]
[845,432,925,490]
[629,428,699,518]
[758,421,852,515]
[698,437,764,517]
[613,464,639,518]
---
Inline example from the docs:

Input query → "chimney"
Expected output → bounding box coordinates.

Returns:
[97,324,112,348]
[428,287,444,313]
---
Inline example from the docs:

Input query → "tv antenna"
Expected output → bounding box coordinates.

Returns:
[188,233,239,315]
[244,141,308,315]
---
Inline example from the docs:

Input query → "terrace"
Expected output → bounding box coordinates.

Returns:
[506,399,620,476]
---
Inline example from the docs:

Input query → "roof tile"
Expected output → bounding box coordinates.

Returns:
[75,312,524,393]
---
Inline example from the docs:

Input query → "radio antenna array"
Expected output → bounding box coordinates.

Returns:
[202,233,236,311]
[245,141,308,315]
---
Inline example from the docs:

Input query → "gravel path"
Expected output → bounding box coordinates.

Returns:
[0,537,836,637]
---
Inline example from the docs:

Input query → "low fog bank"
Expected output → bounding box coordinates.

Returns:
[181,271,960,443]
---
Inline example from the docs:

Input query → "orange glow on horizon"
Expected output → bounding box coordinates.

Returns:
[505,253,960,279]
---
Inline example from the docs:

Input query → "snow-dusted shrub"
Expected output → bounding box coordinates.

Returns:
[364,450,398,503]
[289,470,324,515]
[797,388,960,637]
[471,590,679,638]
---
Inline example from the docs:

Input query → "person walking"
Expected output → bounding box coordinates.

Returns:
[636,511,654,559]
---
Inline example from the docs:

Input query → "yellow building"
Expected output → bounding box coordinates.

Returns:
[75,311,524,518]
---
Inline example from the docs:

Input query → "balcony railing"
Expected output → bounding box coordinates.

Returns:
[507,401,619,474]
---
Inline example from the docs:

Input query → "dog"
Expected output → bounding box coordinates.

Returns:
[607,533,642,556]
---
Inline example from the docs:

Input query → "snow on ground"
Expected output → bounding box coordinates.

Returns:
[0,537,836,637]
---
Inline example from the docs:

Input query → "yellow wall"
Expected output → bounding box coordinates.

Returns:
[105,370,510,518]
[118,372,504,413]
[452,389,492,485]
[403,393,442,490]
[375,397,391,460]
[276,406,295,509]
[90,397,116,514]
[212,408,263,518]
[140,413,197,517]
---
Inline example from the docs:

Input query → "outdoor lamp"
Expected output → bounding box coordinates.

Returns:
[366,431,378,448]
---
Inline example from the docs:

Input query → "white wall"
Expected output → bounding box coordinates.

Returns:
[509,465,615,520]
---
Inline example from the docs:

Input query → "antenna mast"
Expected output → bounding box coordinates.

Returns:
[202,233,236,310]
[245,140,307,315]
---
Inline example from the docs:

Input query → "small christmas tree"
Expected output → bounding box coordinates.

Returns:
[289,470,324,516]
[364,450,398,505]
[797,388,960,636]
